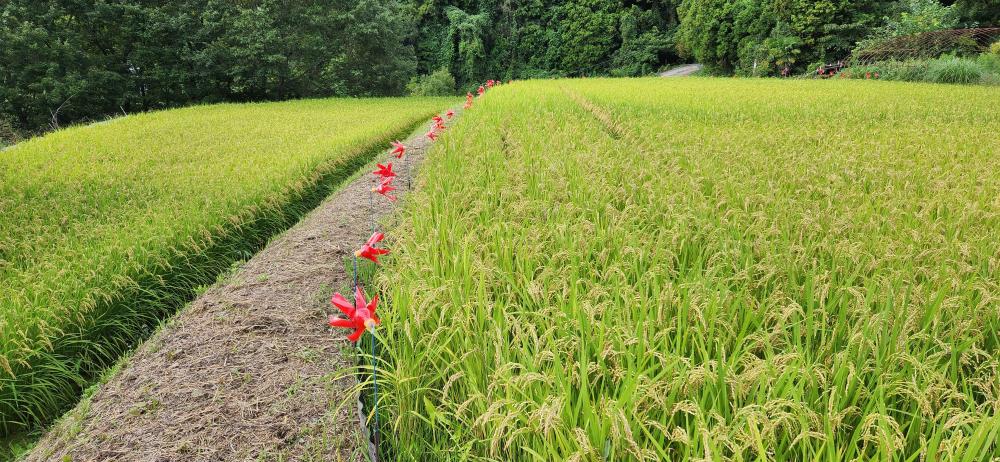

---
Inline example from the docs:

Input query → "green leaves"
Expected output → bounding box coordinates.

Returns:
[677,0,891,74]
[0,0,420,135]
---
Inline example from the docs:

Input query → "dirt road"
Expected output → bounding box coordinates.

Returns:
[659,64,703,77]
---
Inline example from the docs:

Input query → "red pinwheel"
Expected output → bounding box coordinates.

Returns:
[373,162,395,179]
[477,85,485,96]
[865,72,871,79]
[426,129,438,141]
[372,177,396,202]
[873,71,880,79]
[328,286,380,342]
[466,92,473,101]
[432,115,446,130]
[391,141,406,159]
[486,79,494,88]
[356,231,389,264]
[446,109,455,119]
[463,101,472,109]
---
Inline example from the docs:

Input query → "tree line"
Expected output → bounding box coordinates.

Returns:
[1,0,996,140]
[0,0,417,140]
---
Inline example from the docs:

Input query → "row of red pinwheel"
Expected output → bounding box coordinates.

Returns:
[327,80,500,342]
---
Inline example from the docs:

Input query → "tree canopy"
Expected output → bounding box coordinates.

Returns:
[1,0,995,139]
[0,0,417,137]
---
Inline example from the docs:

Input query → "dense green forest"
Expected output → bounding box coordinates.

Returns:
[1,0,996,140]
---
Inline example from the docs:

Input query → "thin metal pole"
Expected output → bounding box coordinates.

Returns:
[370,330,380,459]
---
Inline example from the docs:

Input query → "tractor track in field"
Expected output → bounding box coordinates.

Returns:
[23,118,444,462]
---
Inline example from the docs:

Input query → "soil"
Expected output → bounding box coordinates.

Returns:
[22,117,443,462]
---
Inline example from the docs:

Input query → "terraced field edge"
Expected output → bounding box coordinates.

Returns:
[0,111,442,441]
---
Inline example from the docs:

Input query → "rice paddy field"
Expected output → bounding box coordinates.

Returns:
[377,78,1000,461]
[0,97,452,436]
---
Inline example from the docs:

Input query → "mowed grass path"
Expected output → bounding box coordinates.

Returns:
[378,79,1000,460]
[0,97,452,435]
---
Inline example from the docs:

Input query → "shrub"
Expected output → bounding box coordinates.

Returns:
[977,52,1000,73]
[0,116,21,147]
[855,0,959,52]
[842,55,1000,85]
[990,40,1000,56]
[896,60,932,80]
[926,56,985,84]
[406,68,458,96]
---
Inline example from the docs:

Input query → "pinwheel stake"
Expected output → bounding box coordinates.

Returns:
[390,140,406,159]
[372,177,397,202]
[329,285,380,342]
[330,105,472,460]
[338,225,383,460]
[373,162,395,179]
[357,232,389,264]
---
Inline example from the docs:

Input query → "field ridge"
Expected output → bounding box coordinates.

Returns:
[0,98,451,446]
[16,115,448,461]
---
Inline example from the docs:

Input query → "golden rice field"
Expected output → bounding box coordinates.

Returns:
[376,78,1000,461]
[0,97,452,436]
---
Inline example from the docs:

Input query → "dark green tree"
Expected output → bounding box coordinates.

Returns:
[0,0,417,137]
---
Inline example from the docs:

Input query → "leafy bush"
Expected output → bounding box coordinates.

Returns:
[977,52,1000,73]
[843,60,929,81]
[990,40,1000,56]
[677,0,890,75]
[610,6,675,77]
[926,55,985,83]
[406,68,457,96]
[855,0,959,53]
[0,116,21,147]
[885,0,958,37]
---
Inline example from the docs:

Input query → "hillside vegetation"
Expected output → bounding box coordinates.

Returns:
[377,78,1000,460]
[4,0,995,141]
[0,96,452,436]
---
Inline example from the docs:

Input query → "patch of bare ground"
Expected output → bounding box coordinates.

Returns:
[23,116,447,462]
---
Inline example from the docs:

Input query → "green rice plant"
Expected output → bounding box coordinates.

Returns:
[376,78,1000,460]
[0,96,453,436]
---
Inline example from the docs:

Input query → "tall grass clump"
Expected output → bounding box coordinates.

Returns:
[925,56,985,84]
[0,96,453,436]
[842,54,1000,85]
[377,78,1000,460]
